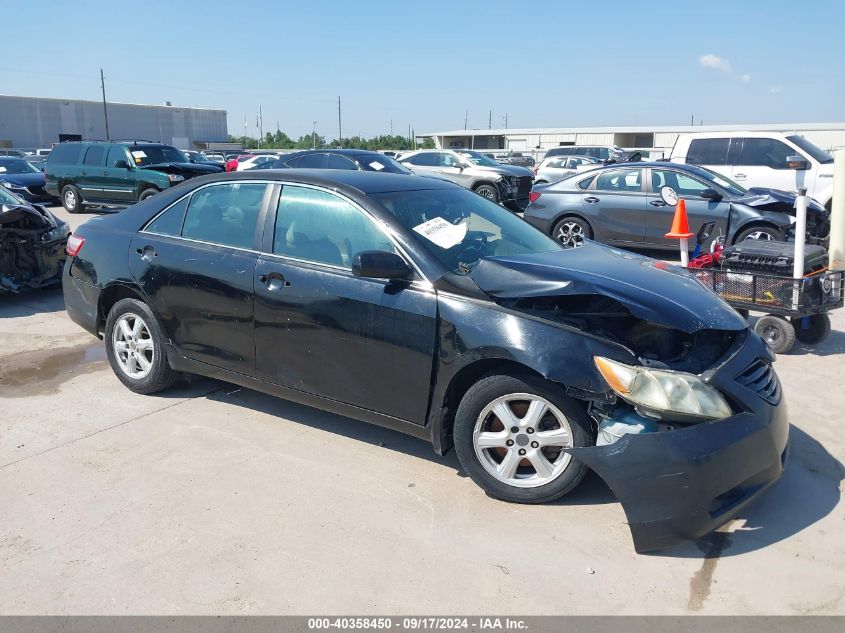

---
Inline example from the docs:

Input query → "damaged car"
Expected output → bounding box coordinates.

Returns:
[62,171,788,552]
[1,186,70,293]
[525,161,829,249]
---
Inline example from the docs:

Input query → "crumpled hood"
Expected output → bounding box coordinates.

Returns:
[736,187,826,214]
[0,172,46,187]
[468,242,746,333]
[140,162,222,176]
[475,164,533,178]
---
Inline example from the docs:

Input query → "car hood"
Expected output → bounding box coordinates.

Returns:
[734,187,826,213]
[473,164,533,177]
[0,201,59,229]
[140,162,222,175]
[0,172,46,187]
[468,242,746,333]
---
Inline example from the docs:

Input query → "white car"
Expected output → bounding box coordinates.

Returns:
[533,155,601,184]
[236,154,281,171]
[670,132,835,209]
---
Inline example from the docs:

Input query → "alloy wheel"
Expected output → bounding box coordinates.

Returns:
[64,190,76,208]
[112,313,155,379]
[556,221,586,248]
[473,393,573,488]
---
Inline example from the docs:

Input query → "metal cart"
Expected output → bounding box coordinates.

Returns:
[691,268,844,353]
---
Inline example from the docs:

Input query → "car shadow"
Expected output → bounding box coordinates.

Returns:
[0,285,66,318]
[654,424,843,558]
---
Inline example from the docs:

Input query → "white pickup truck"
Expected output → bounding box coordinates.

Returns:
[669,132,835,209]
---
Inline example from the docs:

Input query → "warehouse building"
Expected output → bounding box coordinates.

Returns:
[0,94,228,150]
[420,122,845,159]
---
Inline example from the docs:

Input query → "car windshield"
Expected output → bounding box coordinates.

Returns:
[0,158,40,174]
[455,150,501,167]
[692,165,747,195]
[128,145,187,166]
[0,185,24,204]
[355,154,412,174]
[371,187,562,274]
[786,135,833,164]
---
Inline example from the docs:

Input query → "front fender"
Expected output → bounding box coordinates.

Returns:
[729,206,792,240]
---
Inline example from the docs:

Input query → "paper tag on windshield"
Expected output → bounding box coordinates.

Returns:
[0,167,6,173]
[369,161,385,171]
[131,151,147,158]
[413,217,468,249]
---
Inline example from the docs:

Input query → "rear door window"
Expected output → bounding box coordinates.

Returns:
[82,146,107,166]
[405,153,437,167]
[687,138,729,165]
[594,168,643,192]
[297,153,326,168]
[181,183,268,249]
[145,197,189,236]
[326,154,358,170]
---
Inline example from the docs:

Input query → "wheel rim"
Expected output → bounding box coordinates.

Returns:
[473,393,573,489]
[555,221,586,248]
[112,313,155,379]
[744,230,776,241]
[762,323,783,346]
[64,190,76,207]
[478,187,495,200]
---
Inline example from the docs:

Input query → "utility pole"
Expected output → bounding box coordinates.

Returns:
[488,109,492,129]
[690,114,694,126]
[464,109,468,130]
[503,113,508,129]
[244,115,247,143]
[390,119,393,136]
[337,96,342,148]
[408,124,411,147]
[100,68,110,141]
[257,106,263,149]
[312,121,317,149]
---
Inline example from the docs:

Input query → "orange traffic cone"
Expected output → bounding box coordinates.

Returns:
[665,199,694,239]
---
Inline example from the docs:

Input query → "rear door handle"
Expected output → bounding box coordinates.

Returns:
[135,246,157,261]
[650,200,667,206]
[584,196,600,203]
[81,170,88,176]
[734,173,747,179]
[259,271,290,291]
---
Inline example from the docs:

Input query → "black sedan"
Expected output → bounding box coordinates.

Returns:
[252,148,412,174]
[524,162,829,249]
[1,185,69,292]
[62,170,788,552]
[0,157,57,203]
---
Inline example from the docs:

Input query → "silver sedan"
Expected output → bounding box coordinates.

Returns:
[534,155,601,184]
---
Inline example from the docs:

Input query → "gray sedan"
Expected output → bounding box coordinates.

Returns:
[523,162,829,250]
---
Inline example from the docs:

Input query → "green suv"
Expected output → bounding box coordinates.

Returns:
[44,141,222,213]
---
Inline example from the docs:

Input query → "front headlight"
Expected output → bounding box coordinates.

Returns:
[594,356,733,422]
[168,174,185,183]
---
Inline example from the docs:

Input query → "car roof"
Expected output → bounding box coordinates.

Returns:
[190,168,455,194]
[283,148,394,158]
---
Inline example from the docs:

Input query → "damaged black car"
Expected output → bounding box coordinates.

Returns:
[62,171,788,552]
[1,186,70,293]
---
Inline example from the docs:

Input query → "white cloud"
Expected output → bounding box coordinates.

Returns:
[699,54,733,74]
[770,86,782,94]
[740,74,751,84]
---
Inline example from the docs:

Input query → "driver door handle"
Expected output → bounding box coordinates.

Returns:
[734,173,747,179]
[258,271,290,290]
[650,200,667,206]
[584,196,600,203]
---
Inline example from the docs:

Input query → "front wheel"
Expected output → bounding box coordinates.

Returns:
[138,188,159,202]
[453,373,592,504]
[104,298,179,394]
[735,225,784,243]
[552,216,592,249]
[474,184,499,203]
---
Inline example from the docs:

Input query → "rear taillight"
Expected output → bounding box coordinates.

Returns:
[66,234,85,257]
[528,191,542,204]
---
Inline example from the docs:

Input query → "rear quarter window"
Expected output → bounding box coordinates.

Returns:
[47,143,84,165]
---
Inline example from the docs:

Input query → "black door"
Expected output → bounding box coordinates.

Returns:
[253,184,438,424]
[129,182,272,373]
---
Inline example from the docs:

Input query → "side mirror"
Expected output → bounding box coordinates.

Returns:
[700,188,723,201]
[352,251,413,281]
[114,159,131,169]
[786,155,810,170]
[660,185,679,206]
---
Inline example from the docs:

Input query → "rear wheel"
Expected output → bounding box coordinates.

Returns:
[791,314,831,345]
[754,314,796,354]
[735,225,784,243]
[552,215,592,249]
[104,298,179,394]
[61,184,84,213]
[474,183,499,203]
[453,373,592,504]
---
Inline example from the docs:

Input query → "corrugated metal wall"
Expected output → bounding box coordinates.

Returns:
[0,96,228,149]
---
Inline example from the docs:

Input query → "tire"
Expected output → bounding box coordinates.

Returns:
[61,184,84,214]
[552,215,593,249]
[138,188,159,202]
[104,298,179,394]
[791,314,831,345]
[754,314,796,354]
[734,225,784,243]
[474,183,499,203]
[453,373,592,504]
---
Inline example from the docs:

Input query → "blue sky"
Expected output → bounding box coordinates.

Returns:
[2,0,843,139]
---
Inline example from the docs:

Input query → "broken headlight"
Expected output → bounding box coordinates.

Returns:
[594,356,732,422]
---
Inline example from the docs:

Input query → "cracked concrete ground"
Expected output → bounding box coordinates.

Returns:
[0,206,843,615]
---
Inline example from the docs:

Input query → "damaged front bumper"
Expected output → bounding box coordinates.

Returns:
[567,335,789,553]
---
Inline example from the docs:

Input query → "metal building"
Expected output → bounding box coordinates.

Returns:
[420,122,845,161]
[0,94,228,150]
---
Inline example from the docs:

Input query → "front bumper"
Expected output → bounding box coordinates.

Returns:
[568,334,789,553]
